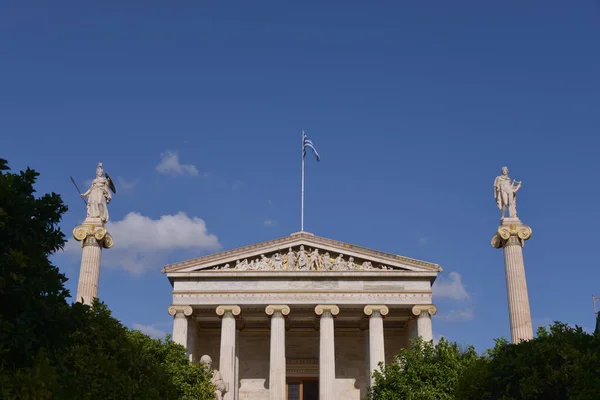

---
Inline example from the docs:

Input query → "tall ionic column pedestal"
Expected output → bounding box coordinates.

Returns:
[72,218,114,305]
[492,218,533,343]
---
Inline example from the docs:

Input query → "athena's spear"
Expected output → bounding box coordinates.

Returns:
[70,176,88,206]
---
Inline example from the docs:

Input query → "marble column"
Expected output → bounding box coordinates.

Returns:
[412,305,437,342]
[72,222,113,305]
[187,318,198,363]
[406,317,418,348]
[266,305,290,400]
[492,220,534,343]
[315,305,339,400]
[168,305,193,348]
[364,305,389,384]
[217,305,241,400]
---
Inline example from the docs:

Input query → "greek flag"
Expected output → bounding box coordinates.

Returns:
[303,132,321,161]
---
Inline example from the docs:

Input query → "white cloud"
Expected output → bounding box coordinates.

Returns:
[132,323,167,339]
[436,308,474,323]
[418,237,429,246]
[115,176,138,194]
[264,219,276,227]
[63,212,220,276]
[156,150,199,176]
[433,272,470,301]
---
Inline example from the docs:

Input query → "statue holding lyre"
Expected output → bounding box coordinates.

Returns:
[494,166,522,220]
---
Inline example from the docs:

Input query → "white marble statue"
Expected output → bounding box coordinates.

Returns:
[286,248,296,270]
[258,254,270,270]
[347,257,355,270]
[200,355,226,400]
[494,166,522,220]
[308,248,320,270]
[322,252,333,271]
[81,162,112,222]
[362,261,373,270]
[271,253,284,270]
[297,245,308,270]
[333,254,346,271]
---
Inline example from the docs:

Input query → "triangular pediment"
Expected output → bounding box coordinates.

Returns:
[162,232,441,274]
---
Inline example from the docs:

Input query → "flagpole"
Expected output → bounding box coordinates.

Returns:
[301,129,305,232]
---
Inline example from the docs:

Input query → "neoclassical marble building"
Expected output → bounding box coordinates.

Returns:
[162,232,441,400]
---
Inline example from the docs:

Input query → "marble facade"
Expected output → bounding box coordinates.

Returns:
[163,232,441,400]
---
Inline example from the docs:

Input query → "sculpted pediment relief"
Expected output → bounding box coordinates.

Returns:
[204,245,393,272]
[162,232,441,274]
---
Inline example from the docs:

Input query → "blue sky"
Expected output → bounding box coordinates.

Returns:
[2,1,599,351]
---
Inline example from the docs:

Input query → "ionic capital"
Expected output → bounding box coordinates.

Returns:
[315,304,340,317]
[364,304,389,317]
[491,223,532,249]
[265,305,290,317]
[412,305,437,317]
[168,305,193,317]
[216,305,241,317]
[73,224,114,249]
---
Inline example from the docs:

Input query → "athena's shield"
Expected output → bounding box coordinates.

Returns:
[105,173,117,194]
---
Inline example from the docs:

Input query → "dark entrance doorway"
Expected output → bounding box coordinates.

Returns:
[286,378,318,400]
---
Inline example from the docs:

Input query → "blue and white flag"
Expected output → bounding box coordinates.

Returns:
[303,132,321,161]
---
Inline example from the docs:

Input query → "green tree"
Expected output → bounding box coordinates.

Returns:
[127,331,214,400]
[55,300,214,400]
[457,322,600,400]
[0,158,71,398]
[368,337,480,400]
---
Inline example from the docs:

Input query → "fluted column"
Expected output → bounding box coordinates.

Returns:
[492,222,533,343]
[364,305,388,384]
[412,305,437,342]
[73,223,113,305]
[168,305,193,348]
[188,318,198,362]
[217,305,241,400]
[406,317,418,348]
[266,305,290,400]
[315,305,339,400]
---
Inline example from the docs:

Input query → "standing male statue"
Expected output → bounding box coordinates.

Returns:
[494,166,522,220]
[200,355,226,400]
[80,162,115,222]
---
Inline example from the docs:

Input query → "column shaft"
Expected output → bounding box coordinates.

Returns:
[169,306,193,348]
[504,239,533,342]
[316,305,339,400]
[406,318,418,348]
[173,314,188,346]
[364,305,388,385]
[75,238,102,305]
[369,313,384,378]
[412,305,436,343]
[187,318,197,362]
[217,306,240,400]
[266,305,289,400]
[417,312,433,342]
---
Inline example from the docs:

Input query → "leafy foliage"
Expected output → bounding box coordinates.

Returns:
[55,301,214,400]
[0,158,71,398]
[367,337,480,400]
[0,159,213,399]
[456,323,600,400]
